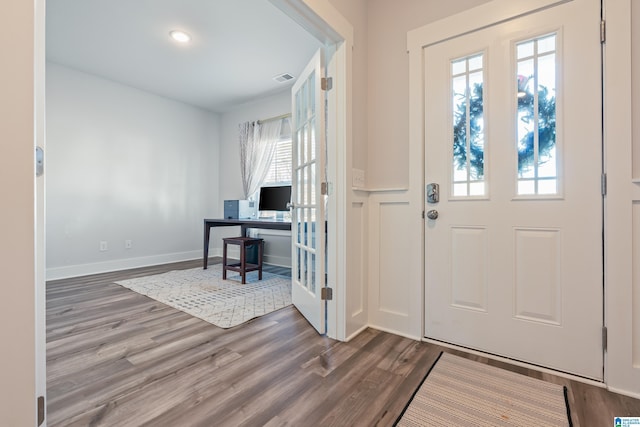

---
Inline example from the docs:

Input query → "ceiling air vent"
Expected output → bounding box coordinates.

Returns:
[273,73,295,83]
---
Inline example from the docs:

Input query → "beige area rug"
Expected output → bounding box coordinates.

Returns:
[115,266,291,329]
[396,352,571,427]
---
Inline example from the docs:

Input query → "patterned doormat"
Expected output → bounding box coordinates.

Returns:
[395,352,572,426]
[115,266,291,329]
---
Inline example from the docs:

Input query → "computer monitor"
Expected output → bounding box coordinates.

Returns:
[258,185,292,212]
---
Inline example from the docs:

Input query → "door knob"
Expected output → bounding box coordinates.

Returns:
[426,209,439,220]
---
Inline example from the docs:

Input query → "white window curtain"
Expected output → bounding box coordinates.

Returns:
[238,118,284,200]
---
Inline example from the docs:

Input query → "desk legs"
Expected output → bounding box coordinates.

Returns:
[203,223,211,269]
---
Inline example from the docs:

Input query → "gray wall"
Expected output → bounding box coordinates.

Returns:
[46,62,220,279]
[46,63,293,277]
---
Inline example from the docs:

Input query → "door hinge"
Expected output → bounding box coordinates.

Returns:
[422,210,425,219]
[601,173,607,196]
[602,326,608,352]
[600,20,606,43]
[321,287,333,300]
[321,181,331,196]
[37,396,45,426]
[321,77,333,91]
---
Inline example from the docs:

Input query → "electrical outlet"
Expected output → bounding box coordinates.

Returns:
[125,240,132,249]
[99,241,108,251]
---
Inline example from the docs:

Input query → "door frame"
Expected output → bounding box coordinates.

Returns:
[603,0,640,398]
[408,0,606,382]
[0,1,353,423]
[271,0,353,340]
[0,0,46,424]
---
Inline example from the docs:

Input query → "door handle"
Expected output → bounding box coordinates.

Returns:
[426,210,439,220]
[427,183,439,204]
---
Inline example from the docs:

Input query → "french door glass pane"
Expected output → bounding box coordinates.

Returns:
[310,252,316,293]
[302,250,308,288]
[297,129,303,167]
[296,169,303,204]
[303,208,308,246]
[303,123,309,165]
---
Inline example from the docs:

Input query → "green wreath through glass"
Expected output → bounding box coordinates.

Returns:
[452,77,556,179]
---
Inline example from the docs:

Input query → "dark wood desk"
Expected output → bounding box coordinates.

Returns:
[203,218,292,269]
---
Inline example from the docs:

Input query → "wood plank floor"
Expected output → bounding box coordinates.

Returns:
[47,259,640,426]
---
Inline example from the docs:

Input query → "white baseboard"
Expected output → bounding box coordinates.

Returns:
[368,324,422,341]
[344,324,369,342]
[607,385,640,400]
[263,254,291,267]
[46,248,292,281]
[46,250,202,281]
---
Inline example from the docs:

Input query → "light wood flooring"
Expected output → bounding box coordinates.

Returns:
[47,259,640,426]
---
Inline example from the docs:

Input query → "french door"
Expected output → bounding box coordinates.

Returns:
[424,0,603,379]
[291,49,327,334]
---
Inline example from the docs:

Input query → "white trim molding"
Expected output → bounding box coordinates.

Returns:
[603,0,640,398]
[270,0,354,341]
[405,0,640,396]
[407,0,571,51]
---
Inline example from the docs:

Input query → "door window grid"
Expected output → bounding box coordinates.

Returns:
[293,71,317,294]
[516,33,558,196]
[451,53,486,197]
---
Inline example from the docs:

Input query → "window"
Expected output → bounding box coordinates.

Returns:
[262,135,292,186]
[253,121,292,220]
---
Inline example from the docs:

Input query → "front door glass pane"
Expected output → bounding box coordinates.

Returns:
[516,33,558,196]
[451,53,485,197]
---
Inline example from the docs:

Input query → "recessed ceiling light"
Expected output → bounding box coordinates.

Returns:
[169,30,191,43]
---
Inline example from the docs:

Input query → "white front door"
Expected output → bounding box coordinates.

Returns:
[424,0,603,379]
[291,49,327,334]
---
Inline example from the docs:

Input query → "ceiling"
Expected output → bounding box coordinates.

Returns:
[46,0,323,113]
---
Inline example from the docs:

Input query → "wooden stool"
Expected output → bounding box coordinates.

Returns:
[222,237,264,284]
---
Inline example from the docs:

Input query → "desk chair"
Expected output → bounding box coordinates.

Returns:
[222,237,264,284]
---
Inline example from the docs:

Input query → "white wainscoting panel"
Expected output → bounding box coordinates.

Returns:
[378,202,411,315]
[345,199,368,338]
[368,191,422,339]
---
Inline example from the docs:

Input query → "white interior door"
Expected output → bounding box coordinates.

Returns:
[424,0,603,379]
[291,49,327,334]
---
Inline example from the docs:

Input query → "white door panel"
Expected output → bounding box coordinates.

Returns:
[291,49,327,334]
[424,0,603,379]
